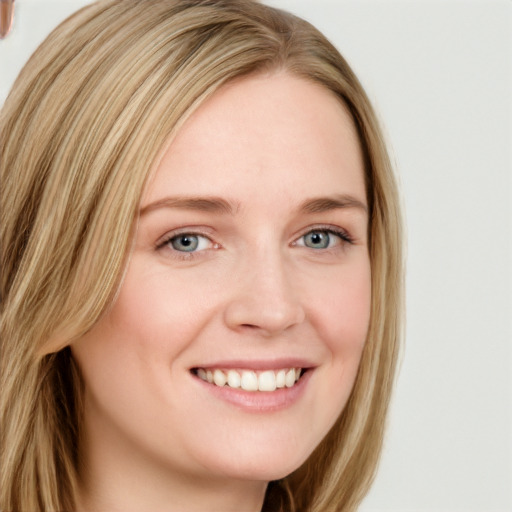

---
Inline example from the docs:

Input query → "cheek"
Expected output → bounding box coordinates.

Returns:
[310,259,372,356]
[309,257,371,413]
[72,257,223,396]
[108,263,213,355]
[288,258,371,455]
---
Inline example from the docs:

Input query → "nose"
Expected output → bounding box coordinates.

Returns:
[223,249,306,337]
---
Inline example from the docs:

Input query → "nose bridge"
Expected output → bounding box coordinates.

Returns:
[223,239,305,335]
[251,243,292,301]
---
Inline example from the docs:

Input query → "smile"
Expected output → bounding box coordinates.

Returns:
[193,367,303,392]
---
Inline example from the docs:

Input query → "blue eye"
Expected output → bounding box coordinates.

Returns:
[303,231,332,249]
[296,228,352,250]
[170,234,198,252]
[168,234,211,252]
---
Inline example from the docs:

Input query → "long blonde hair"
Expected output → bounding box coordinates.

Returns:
[0,1,403,510]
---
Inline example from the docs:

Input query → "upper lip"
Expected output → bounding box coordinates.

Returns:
[191,358,317,371]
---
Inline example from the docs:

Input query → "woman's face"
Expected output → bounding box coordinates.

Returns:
[72,72,370,487]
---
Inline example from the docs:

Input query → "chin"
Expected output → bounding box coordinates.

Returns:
[191,433,317,483]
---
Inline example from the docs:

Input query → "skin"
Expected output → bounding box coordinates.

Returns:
[71,71,371,512]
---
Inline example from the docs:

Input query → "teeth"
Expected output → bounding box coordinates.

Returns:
[213,369,227,387]
[240,370,258,391]
[227,369,241,388]
[285,369,296,388]
[258,370,276,392]
[196,367,303,392]
[276,369,286,388]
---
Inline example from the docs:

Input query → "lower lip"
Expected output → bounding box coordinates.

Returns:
[192,370,313,412]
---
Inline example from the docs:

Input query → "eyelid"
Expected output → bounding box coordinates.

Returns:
[292,224,354,247]
[155,228,218,252]
[154,223,355,260]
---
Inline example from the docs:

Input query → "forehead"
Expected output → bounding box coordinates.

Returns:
[143,72,365,208]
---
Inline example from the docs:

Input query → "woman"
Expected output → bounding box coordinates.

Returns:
[0,1,403,511]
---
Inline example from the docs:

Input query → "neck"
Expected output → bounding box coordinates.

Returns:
[76,478,266,512]
[75,422,267,512]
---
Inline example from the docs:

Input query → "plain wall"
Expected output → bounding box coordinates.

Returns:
[1,1,510,511]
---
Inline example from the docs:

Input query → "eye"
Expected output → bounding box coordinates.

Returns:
[165,233,212,253]
[303,231,332,249]
[295,228,352,250]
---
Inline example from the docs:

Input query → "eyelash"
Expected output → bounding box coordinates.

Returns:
[156,230,217,260]
[156,225,354,260]
[297,225,354,248]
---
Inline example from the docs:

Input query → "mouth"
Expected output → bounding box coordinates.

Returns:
[191,367,307,392]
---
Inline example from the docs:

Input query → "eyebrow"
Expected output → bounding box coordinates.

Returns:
[139,193,367,217]
[140,196,238,216]
[298,194,368,214]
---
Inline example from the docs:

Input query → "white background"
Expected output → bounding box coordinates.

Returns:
[1,1,510,511]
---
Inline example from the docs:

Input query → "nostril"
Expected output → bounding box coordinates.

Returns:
[223,281,306,335]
